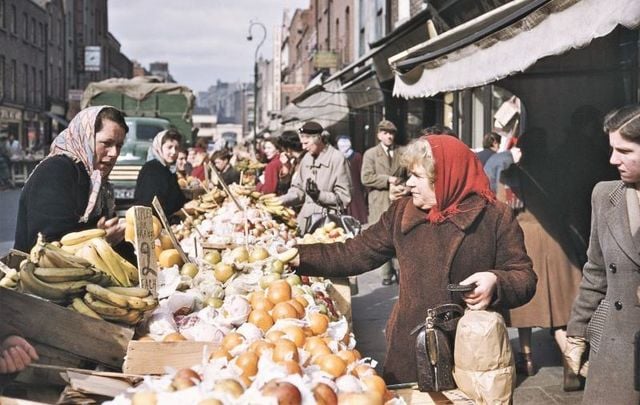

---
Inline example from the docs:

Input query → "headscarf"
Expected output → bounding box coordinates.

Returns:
[150,130,169,167]
[45,106,112,223]
[424,135,496,224]
[336,135,354,159]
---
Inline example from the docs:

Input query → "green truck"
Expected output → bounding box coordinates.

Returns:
[81,76,196,210]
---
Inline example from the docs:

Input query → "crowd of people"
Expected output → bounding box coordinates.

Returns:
[4,102,640,404]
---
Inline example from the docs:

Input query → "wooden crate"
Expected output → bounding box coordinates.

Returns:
[122,341,217,375]
[0,288,134,371]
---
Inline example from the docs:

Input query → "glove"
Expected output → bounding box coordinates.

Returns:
[306,179,320,201]
[563,336,588,376]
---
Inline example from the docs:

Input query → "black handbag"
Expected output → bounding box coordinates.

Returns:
[305,196,362,236]
[410,303,464,392]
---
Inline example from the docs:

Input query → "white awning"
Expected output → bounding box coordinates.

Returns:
[391,0,640,99]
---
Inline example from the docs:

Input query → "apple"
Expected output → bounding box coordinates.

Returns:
[269,259,284,274]
[285,274,302,286]
[313,383,337,405]
[204,250,221,265]
[249,246,270,262]
[214,262,235,283]
[180,263,199,278]
[261,380,302,405]
[231,246,250,263]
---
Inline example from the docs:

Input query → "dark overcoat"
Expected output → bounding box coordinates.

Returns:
[298,195,537,383]
[567,181,640,405]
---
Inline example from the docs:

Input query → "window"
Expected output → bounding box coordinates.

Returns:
[10,59,15,100]
[39,22,44,47]
[0,56,4,99]
[397,0,410,25]
[58,66,62,97]
[23,12,27,40]
[31,17,35,43]
[0,0,5,30]
[47,63,52,95]
[23,64,28,102]
[31,66,36,104]
[9,4,15,34]
[38,69,43,106]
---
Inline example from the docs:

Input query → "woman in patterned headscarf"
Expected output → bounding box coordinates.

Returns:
[134,129,186,218]
[14,106,129,252]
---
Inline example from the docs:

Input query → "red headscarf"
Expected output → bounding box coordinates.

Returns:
[424,135,496,223]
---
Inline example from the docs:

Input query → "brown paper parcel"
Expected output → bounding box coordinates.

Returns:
[452,310,515,405]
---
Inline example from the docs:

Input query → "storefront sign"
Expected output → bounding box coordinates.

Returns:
[314,51,338,69]
[68,89,84,102]
[0,107,22,121]
[84,46,102,72]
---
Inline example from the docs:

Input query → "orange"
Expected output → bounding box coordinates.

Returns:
[309,313,330,335]
[316,354,347,378]
[124,222,136,243]
[235,351,259,377]
[281,325,306,348]
[158,249,183,268]
[267,280,292,304]
[265,330,285,343]
[252,297,274,312]
[152,216,162,239]
[273,338,299,363]
[153,240,163,261]
[248,340,275,357]
[271,302,299,321]
[159,231,173,250]
[125,206,136,225]
[336,350,358,365]
[287,299,305,318]
[361,375,386,397]
[248,309,274,333]
[222,332,245,352]
[279,359,302,375]
[294,295,309,308]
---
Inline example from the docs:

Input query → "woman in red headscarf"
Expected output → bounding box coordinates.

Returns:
[291,135,537,384]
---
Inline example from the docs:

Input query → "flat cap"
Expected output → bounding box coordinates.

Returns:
[298,121,324,135]
[377,119,397,134]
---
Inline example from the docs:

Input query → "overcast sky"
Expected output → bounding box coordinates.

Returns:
[108,0,309,93]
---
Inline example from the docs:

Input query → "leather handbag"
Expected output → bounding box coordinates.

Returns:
[410,303,464,392]
[305,196,362,236]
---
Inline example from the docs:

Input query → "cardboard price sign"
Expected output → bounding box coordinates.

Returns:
[132,206,158,298]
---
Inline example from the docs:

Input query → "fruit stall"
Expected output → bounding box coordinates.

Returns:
[0,182,471,405]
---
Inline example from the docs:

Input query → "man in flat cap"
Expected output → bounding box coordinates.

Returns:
[361,119,405,285]
[279,121,352,234]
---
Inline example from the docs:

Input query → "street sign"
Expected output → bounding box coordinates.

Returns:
[84,46,102,72]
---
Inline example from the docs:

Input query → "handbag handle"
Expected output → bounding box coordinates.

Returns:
[410,303,465,335]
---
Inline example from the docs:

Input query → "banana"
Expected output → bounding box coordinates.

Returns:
[107,286,150,298]
[77,243,128,286]
[102,309,142,325]
[117,256,139,285]
[0,277,17,289]
[31,235,93,269]
[71,297,102,320]
[83,293,129,317]
[276,248,299,264]
[259,193,277,201]
[33,267,96,283]
[141,296,158,311]
[19,261,69,303]
[86,284,129,308]
[60,229,106,246]
[89,239,130,287]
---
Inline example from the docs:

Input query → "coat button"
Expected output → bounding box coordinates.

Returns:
[614,301,623,310]
[608,263,617,273]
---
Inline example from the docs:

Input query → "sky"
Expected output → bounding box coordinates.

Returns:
[108,0,309,93]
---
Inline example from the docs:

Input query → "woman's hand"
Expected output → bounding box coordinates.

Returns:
[0,336,38,374]
[97,216,125,246]
[460,271,498,310]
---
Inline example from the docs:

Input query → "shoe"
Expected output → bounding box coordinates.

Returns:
[562,357,582,391]
[515,352,536,376]
[382,278,393,286]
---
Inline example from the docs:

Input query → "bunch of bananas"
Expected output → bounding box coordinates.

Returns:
[0,266,20,290]
[60,230,139,287]
[70,284,157,325]
[258,193,297,229]
[19,260,112,304]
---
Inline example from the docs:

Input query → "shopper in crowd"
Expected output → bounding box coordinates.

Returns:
[564,105,640,405]
[361,119,405,285]
[476,132,502,166]
[498,128,582,380]
[337,135,368,224]
[7,134,22,158]
[175,148,189,182]
[256,138,282,194]
[279,121,351,234]
[134,129,187,218]
[420,125,458,137]
[212,149,240,186]
[189,147,208,181]
[276,130,304,197]
[291,135,536,384]
[14,106,130,255]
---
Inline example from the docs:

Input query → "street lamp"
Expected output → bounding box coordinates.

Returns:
[247,20,267,152]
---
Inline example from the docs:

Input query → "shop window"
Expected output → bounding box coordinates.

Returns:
[0,0,4,30]
[0,56,4,99]
[9,4,15,34]
[31,17,35,44]
[23,64,27,103]
[22,12,27,40]
[10,59,15,100]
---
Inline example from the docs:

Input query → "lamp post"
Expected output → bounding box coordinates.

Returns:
[247,20,266,152]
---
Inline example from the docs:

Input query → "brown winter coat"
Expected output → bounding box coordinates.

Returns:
[298,195,537,384]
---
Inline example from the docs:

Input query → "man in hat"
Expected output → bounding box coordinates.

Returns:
[279,121,352,234]
[361,119,405,285]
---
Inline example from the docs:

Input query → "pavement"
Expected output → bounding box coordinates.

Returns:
[350,268,585,405]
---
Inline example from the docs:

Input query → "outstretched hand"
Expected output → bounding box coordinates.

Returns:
[0,335,38,374]
[460,271,497,310]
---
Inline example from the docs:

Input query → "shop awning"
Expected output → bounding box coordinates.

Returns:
[390,0,640,99]
[280,79,349,129]
[343,69,384,110]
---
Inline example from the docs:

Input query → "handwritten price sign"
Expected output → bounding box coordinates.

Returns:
[133,206,158,298]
